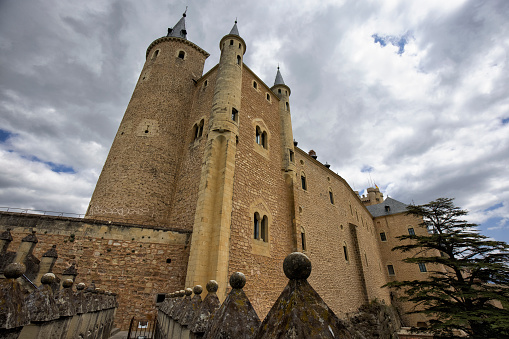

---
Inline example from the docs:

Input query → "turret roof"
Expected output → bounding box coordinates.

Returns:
[229,20,240,36]
[167,11,187,40]
[274,66,285,86]
[366,197,408,217]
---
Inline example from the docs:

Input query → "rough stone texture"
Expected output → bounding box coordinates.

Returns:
[204,273,261,339]
[189,281,221,335]
[25,273,60,322]
[180,286,203,326]
[0,213,191,329]
[0,264,29,331]
[345,302,401,339]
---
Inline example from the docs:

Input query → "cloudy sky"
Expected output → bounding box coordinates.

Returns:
[1,0,508,243]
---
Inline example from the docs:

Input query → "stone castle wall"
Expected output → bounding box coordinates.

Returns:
[226,68,296,319]
[0,212,191,330]
[294,148,391,318]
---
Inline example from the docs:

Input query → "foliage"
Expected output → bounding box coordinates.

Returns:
[385,198,509,338]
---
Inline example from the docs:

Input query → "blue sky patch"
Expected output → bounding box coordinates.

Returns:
[21,155,76,174]
[372,32,411,54]
[0,129,14,143]
[484,202,503,212]
[502,117,509,125]
[361,165,373,173]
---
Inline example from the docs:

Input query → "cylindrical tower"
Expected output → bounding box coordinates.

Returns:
[185,21,246,299]
[86,13,209,226]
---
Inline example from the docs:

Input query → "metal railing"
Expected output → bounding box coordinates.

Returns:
[0,207,85,218]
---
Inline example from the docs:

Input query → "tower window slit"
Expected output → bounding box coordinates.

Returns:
[178,51,185,59]
[231,108,238,122]
[230,40,233,45]
[237,55,241,65]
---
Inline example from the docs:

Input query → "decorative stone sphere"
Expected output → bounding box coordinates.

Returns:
[185,288,193,296]
[283,252,312,280]
[229,272,246,289]
[4,262,26,279]
[179,290,185,297]
[193,285,203,295]
[206,280,218,293]
[41,273,56,284]
[63,279,74,288]
[76,282,86,290]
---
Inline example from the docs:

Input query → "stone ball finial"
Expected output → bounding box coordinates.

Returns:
[193,285,203,295]
[185,288,193,296]
[283,252,312,280]
[41,272,56,284]
[76,282,86,290]
[63,279,74,288]
[229,272,246,289]
[206,280,218,293]
[179,290,185,297]
[4,262,26,279]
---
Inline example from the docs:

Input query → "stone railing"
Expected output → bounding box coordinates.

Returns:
[0,263,118,339]
[155,252,396,339]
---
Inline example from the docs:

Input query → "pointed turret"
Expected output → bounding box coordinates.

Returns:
[274,66,285,86]
[229,20,240,36]
[167,10,187,39]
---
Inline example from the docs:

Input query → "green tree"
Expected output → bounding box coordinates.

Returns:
[385,198,509,338]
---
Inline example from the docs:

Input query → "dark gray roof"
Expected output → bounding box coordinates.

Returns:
[274,67,285,86]
[167,13,187,40]
[229,21,240,36]
[366,197,408,217]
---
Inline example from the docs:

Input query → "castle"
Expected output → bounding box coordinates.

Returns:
[0,13,431,329]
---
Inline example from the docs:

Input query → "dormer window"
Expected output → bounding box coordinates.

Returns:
[385,205,391,212]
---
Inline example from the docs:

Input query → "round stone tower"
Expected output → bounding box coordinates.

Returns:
[86,13,209,226]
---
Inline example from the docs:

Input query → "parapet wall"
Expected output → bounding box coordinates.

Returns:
[0,212,191,330]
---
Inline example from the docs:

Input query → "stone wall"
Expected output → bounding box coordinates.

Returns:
[294,148,391,318]
[0,212,191,330]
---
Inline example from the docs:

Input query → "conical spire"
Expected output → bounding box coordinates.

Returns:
[229,20,240,36]
[274,66,285,86]
[167,9,188,40]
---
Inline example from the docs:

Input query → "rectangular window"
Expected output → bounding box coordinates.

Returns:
[418,263,427,272]
[231,108,238,122]
[289,150,294,162]
[408,227,415,236]
[329,191,334,204]
[156,293,166,303]
[387,265,395,276]
[379,232,387,242]
[301,233,306,251]
[343,246,349,261]
[301,176,307,190]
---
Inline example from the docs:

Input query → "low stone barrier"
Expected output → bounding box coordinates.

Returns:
[0,263,118,339]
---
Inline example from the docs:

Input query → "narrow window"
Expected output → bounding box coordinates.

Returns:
[278,89,281,94]
[408,227,415,236]
[379,232,387,242]
[255,126,261,144]
[231,108,238,122]
[261,131,267,148]
[178,51,185,59]
[385,205,391,213]
[266,93,270,101]
[286,102,289,111]
[198,120,204,138]
[253,81,257,89]
[261,215,268,242]
[152,50,159,60]
[289,150,294,162]
[365,253,369,266]
[204,80,208,87]
[301,174,307,190]
[254,213,260,239]
[301,232,306,251]
[192,124,199,141]
[343,245,349,261]
[387,265,395,276]
[329,190,334,204]
[418,263,427,272]
[230,39,233,45]
[237,55,241,65]
[238,43,241,48]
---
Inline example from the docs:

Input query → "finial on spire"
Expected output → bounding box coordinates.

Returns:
[167,9,188,40]
[183,6,187,17]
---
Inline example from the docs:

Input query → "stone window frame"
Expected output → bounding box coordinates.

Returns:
[177,50,186,60]
[252,118,270,159]
[265,92,272,102]
[252,80,258,90]
[250,199,272,257]
[300,171,307,191]
[379,231,387,242]
[191,118,205,143]
[328,187,334,205]
[151,49,160,61]
[387,263,396,276]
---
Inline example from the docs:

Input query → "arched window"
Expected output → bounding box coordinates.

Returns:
[230,39,233,45]
[178,51,185,59]
[231,108,238,122]
[301,173,307,190]
[237,55,241,65]
[261,216,268,242]
[253,81,257,89]
[192,124,199,141]
[254,213,260,240]
[204,80,208,88]
[256,126,261,144]
[261,131,267,148]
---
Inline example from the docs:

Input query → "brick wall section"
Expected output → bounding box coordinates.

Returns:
[87,37,209,228]
[374,212,444,326]
[294,148,391,318]
[226,68,295,319]
[0,212,190,330]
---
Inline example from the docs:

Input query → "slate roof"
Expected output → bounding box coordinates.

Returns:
[229,21,240,36]
[366,197,408,217]
[274,67,285,86]
[167,13,187,40]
